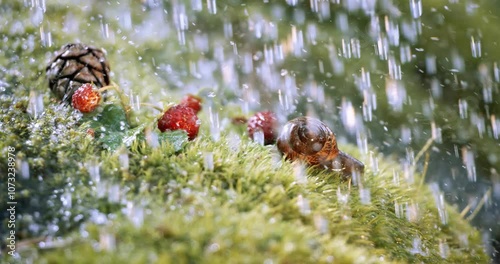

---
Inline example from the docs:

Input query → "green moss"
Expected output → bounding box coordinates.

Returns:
[0,97,488,262]
[0,0,493,263]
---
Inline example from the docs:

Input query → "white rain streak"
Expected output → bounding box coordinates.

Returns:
[388,55,402,80]
[430,78,442,99]
[293,162,308,184]
[359,188,371,205]
[313,214,329,234]
[429,183,448,225]
[461,147,477,182]
[336,187,349,205]
[385,78,406,112]
[369,151,379,174]
[470,112,485,138]
[410,0,422,18]
[458,99,468,119]
[470,35,482,58]
[400,44,412,64]
[27,91,44,118]
[478,63,493,104]
[119,150,130,171]
[99,231,116,251]
[384,16,400,46]
[61,190,72,208]
[297,194,311,215]
[492,115,499,139]
[126,201,144,228]
[328,42,345,75]
[425,55,437,75]
[406,202,419,222]
[204,152,214,171]
[431,122,442,144]
[409,237,428,256]
[439,240,450,259]
[19,159,30,179]
[400,126,412,144]
[208,106,221,141]
[340,99,358,133]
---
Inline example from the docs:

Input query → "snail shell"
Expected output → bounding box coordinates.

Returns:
[277,116,364,176]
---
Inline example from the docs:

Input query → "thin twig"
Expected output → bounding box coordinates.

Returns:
[465,188,492,222]
[413,137,434,167]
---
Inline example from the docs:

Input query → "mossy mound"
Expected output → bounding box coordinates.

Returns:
[0,96,488,263]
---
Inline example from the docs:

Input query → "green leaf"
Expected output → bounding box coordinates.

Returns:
[158,130,189,152]
[96,104,129,132]
[122,123,147,147]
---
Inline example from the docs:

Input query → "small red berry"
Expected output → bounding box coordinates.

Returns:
[247,111,278,145]
[179,94,202,114]
[158,104,201,140]
[72,83,102,113]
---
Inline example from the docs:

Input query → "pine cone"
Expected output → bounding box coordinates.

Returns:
[46,43,111,103]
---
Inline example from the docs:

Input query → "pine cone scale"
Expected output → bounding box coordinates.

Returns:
[46,43,111,103]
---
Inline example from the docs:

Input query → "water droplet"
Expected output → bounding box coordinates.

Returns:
[204,152,214,171]
[461,147,477,182]
[297,194,311,215]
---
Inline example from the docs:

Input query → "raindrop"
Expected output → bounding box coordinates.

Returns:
[60,190,72,208]
[385,78,406,112]
[409,0,422,18]
[99,231,116,251]
[431,122,442,143]
[293,162,307,184]
[461,147,477,182]
[313,214,328,234]
[470,36,482,58]
[27,91,44,118]
[406,202,419,222]
[207,0,217,15]
[208,106,220,141]
[429,183,448,225]
[491,115,499,139]
[336,187,349,204]
[400,44,412,63]
[401,125,412,144]
[18,159,30,179]
[394,201,403,218]
[204,152,214,171]
[126,202,144,227]
[341,99,357,133]
[384,16,400,46]
[409,237,428,256]
[439,240,450,259]
[458,99,468,119]
[119,150,129,171]
[108,184,121,203]
[297,194,311,215]
[359,188,371,205]
[87,160,101,184]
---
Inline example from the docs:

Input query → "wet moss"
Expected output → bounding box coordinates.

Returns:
[0,0,493,263]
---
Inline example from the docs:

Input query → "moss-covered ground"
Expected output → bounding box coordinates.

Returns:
[0,0,492,263]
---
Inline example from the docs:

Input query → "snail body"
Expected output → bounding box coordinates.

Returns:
[277,117,364,176]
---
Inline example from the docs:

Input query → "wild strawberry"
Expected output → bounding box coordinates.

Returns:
[158,104,200,140]
[247,111,278,145]
[179,94,202,114]
[71,83,102,113]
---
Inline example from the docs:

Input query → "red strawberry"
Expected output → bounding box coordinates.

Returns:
[247,111,278,145]
[72,83,102,113]
[158,104,200,140]
[179,94,202,114]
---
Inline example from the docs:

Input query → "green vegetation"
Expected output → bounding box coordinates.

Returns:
[0,0,493,263]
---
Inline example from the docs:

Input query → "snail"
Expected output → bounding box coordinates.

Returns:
[277,116,364,177]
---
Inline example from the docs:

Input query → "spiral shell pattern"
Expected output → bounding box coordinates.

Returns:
[277,116,364,176]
